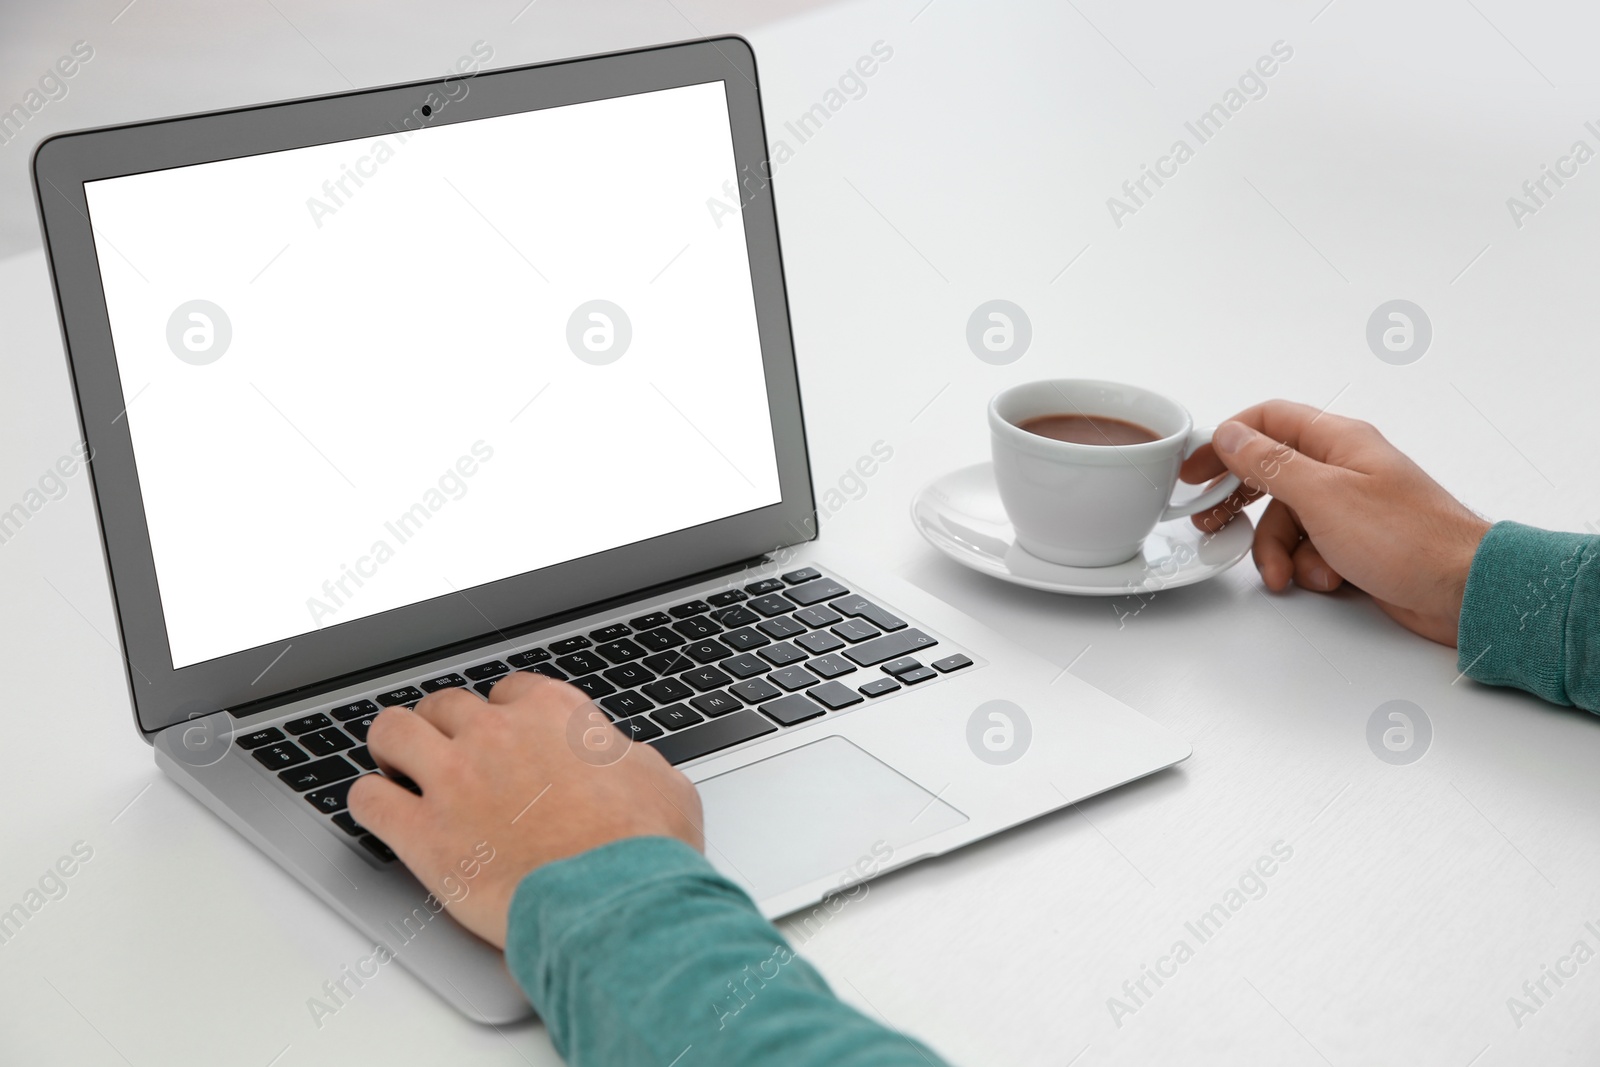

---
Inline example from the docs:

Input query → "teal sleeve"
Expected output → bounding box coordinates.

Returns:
[1458,520,1600,711]
[503,836,949,1067]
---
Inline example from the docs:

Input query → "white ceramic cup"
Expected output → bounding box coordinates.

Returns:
[988,379,1242,567]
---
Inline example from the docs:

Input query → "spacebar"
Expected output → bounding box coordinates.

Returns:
[649,710,777,766]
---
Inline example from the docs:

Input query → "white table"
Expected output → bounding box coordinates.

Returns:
[4,2,1599,1064]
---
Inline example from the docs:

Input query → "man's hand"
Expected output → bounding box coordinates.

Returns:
[347,672,704,948]
[1180,399,1491,646]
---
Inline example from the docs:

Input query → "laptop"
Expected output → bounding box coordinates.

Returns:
[33,36,1190,1023]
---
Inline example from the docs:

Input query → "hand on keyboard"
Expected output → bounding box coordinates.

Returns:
[347,671,704,948]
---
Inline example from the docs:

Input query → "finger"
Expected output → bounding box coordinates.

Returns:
[1179,441,1226,485]
[488,669,586,710]
[1191,480,1265,533]
[1212,420,1338,513]
[364,706,452,785]
[1216,399,1381,467]
[1178,443,1273,490]
[1291,538,1344,592]
[412,686,484,738]
[346,772,424,847]
[1252,498,1302,592]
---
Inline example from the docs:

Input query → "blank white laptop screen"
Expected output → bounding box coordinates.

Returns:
[82,80,782,669]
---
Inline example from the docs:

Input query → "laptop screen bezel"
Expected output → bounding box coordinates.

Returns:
[33,36,816,737]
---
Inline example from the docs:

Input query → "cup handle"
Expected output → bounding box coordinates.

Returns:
[1160,426,1242,522]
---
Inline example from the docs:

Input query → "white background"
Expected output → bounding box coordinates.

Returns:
[4,2,1600,1066]
[83,80,779,666]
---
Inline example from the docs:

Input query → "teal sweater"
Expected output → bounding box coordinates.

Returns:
[1458,521,1600,710]
[502,519,1595,1066]
[505,836,946,1066]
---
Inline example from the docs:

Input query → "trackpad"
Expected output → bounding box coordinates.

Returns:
[697,736,968,902]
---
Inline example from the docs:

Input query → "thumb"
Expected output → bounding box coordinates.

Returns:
[1211,420,1332,508]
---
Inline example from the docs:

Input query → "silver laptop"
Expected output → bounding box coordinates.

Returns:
[33,37,1190,1023]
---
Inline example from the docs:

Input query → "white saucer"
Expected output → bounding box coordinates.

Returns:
[910,462,1254,596]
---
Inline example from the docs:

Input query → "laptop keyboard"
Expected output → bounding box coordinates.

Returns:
[234,566,973,862]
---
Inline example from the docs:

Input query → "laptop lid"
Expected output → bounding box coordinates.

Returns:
[33,37,815,737]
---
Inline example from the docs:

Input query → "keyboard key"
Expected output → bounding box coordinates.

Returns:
[690,690,742,718]
[721,627,770,652]
[683,666,733,692]
[330,699,379,722]
[782,566,822,584]
[748,594,793,617]
[331,811,366,836]
[550,636,592,655]
[881,657,925,677]
[473,680,497,698]
[349,746,376,770]
[673,616,722,639]
[629,611,672,630]
[784,578,849,606]
[710,606,760,629]
[831,619,881,643]
[744,578,785,595]
[375,686,424,707]
[651,703,705,731]
[601,691,654,718]
[899,666,937,685]
[683,639,733,664]
[650,709,777,765]
[236,726,284,750]
[618,716,664,742]
[344,714,379,743]
[721,653,770,679]
[843,629,937,667]
[859,677,901,698]
[807,680,864,710]
[730,677,782,704]
[284,713,332,735]
[669,600,712,619]
[557,651,608,675]
[933,653,974,673]
[806,654,857,680]
[757,616,806,639]
[358,835,397,862]
[252,741,308,770]
[522,662,568,681]
[304,775,361,814]
[603,663,655,688]
[590,624,632,643]
[707,589,748,607]
[421,673,468,692]
[796,630,845,655]
[597,638,647,664]
[642,651,695,675]
[299,735,352,767]
[506,648,551,668]
[830,594,907,633]
[758,642,808,667]
[637,627,687,651]
[570,675,617,699]
[641,677,695,704]
[794,605,842,628]
[279,755,358,792]
[464,660,509,682]
[761,693,826,726]
[769,666,818,691]
[300,727,355,757]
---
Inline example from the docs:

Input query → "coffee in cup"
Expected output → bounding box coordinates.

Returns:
[988,380,1241,567]
[1016,413,1162,447]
